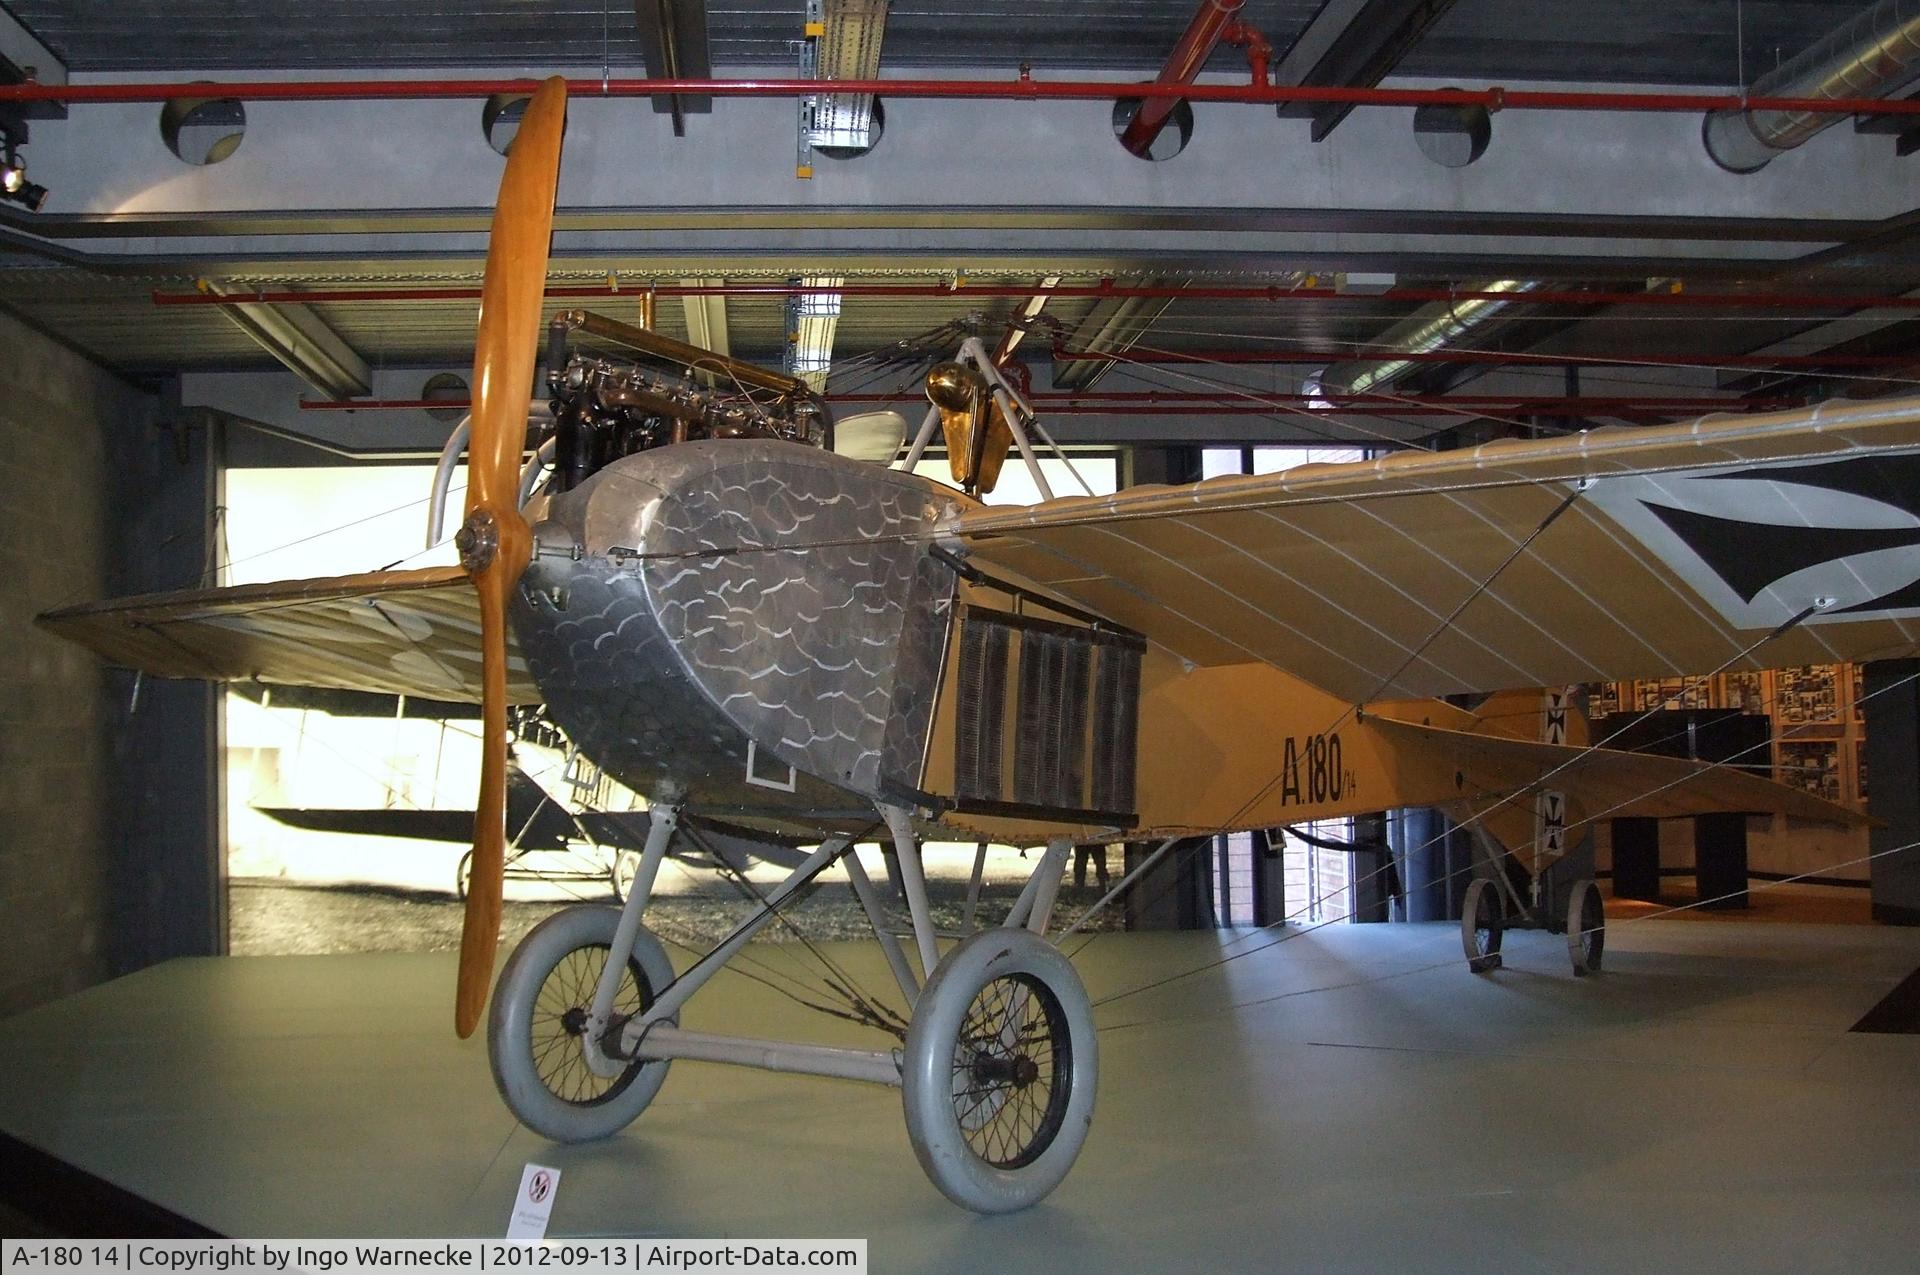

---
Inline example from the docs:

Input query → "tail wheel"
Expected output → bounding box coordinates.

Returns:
[1462,878,1504,973]
[901,928,1097,1214]
[488,905,676,1142]
[1567,878,1605,976]
[455,850,473,901]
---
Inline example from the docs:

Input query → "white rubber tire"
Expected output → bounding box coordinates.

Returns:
[1567,878,1605,977]
[1462,878,1504,973]
[901,928,1097,1214]
[489,904,677,1142]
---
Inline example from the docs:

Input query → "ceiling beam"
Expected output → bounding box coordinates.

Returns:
[200,282,369,400]
[13,82,1911,274]
[1049,290,1181,392]
[1272,0,1460,142]
[0,5,64,139]
[0,6,64,104]
[633,0,712,131]
[993,275,1061,363]
[1715,297,1920,395]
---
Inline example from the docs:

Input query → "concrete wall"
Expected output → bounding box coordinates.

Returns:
[0,309,221,1016]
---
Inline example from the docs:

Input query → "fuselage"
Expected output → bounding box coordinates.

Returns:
[510,438,1555,844]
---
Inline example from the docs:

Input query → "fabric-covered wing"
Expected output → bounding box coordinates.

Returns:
[1371,718,1865,827]
[35,566,539,703]
[952,397,1920,703]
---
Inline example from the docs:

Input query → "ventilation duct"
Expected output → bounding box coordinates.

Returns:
[1318,279,1541,398]
[1704,0,1920,173]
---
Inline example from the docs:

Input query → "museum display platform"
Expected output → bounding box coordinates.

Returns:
[4,919,1919,1271]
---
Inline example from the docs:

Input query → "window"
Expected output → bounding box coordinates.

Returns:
[1212,832,1257,926]
[911,454,1118,506]
[1201,446,1369,480]
[1251,446,1367,473]
[1278,819,1354,923]
[1200,447,1247,479]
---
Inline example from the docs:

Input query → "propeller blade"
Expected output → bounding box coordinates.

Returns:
[454,76,568,1039]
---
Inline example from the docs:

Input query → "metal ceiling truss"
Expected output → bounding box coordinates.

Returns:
[5,3,1920,434]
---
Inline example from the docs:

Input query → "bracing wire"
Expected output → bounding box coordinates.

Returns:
[1080,662,1920,1011]
[1059,477,1909,1010]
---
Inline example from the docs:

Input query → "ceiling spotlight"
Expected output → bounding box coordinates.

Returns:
[0,147,48,212]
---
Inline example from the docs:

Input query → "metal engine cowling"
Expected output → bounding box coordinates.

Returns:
[512,440,959,814]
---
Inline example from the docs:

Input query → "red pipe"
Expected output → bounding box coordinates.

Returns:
[300,392,1789,412]
[966,405,1764,416]
[1052,347,1917,369]
[1119,0,1246,157]
[154,282,1920,311]
[1014,393,1781,408]
[10,76,1920,118]
[1227,22,1273,91]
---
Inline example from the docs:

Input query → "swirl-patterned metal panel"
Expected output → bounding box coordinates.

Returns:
[513,440,959,816]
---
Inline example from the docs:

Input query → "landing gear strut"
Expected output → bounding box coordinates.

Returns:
[484,803,1100,1213]
[1460,829,1605,977]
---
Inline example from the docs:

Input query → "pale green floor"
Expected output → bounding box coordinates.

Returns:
[3,919,1919,1271]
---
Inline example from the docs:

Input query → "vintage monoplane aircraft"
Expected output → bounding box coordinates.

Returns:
[39,80,1920,1212]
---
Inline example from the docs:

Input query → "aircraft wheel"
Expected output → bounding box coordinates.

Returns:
[1462,878,1503,973]
[1567,878,1605,977]
[488,905,676,1142]
[901,928,1097,1214]
[455,849,473,901]
[609,848,642,903]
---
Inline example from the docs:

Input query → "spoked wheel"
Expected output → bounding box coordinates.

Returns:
[455,849,473,901]
[609,849,641,903]
[901,928,1097,1214]
[488,905,677,1142]
[1567,878,1605,977]
[1462,878,1504,973]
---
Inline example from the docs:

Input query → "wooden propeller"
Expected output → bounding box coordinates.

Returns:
[453,76,568,1039]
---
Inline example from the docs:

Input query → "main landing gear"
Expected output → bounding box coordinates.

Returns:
[1459,832,1605,977]
[484,804,1099,1214]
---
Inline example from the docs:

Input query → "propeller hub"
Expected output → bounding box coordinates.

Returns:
[455,509,500,572]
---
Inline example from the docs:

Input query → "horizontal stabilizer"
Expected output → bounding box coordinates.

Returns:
[1369,715,1865,829]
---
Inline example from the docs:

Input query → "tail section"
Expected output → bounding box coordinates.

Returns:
[1371,693,1862,874]
[1463,686,1590,748]
[1463,687,1586,877]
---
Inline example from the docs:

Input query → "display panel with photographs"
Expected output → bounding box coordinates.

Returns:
[1590,663,1869,809]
